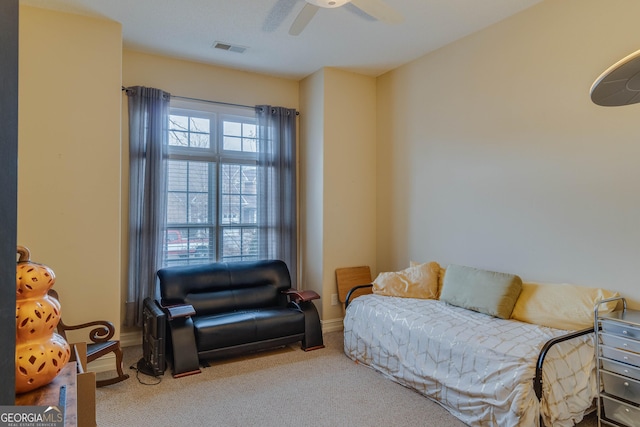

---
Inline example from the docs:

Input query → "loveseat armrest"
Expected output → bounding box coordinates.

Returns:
[282,289,320,303]
[282,289,324,351]
[163,304,196,320]
[158,303,200,378]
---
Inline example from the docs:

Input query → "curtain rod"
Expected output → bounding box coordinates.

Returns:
[121,86,299,115]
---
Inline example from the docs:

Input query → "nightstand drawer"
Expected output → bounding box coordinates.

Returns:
[602,395,640,427]
[603,358,640,381]
[601,333,640,354]
[602,346,640,367]
[602,371,640,404]
[602,320,640,340]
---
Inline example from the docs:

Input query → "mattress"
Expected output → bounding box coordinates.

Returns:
[343,294,596,427]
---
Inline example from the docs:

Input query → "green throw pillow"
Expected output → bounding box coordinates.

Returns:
[440,264,523,319]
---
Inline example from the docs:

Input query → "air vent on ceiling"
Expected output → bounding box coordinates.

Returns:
[212,41,247,54]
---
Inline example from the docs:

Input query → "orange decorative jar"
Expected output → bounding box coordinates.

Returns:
[15,246,70,394]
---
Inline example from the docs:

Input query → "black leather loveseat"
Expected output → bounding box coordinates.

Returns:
[156,259,324,377]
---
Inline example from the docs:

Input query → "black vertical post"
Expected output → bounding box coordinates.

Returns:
[0,0,19,404]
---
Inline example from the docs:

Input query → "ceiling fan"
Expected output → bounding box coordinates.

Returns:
[289,0,404,36]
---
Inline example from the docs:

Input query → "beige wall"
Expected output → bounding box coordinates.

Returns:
[300,68,377,325]
[323,69,377,320]
[299,70,325,314]
[18,6,123,334]
[122,50,299,109]
[377,0,640,308]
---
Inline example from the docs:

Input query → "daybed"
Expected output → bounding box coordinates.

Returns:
[343,263,618,427]
[156,259,324,376]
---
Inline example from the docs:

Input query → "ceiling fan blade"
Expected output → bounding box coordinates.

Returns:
[263,0,299,32]
[350,0,403,24]
[289,3,319,36]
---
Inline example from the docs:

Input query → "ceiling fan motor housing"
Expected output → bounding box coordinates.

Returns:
[306,0,351,8]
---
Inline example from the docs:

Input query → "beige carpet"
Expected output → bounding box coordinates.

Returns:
[95,331,597,427]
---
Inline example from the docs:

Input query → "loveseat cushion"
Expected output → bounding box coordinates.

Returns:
[193,308,305,351]
[439,264,522,319]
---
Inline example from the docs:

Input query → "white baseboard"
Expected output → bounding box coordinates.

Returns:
[121,330,142,348]
[321,317,344,333]
[86,353,116,373]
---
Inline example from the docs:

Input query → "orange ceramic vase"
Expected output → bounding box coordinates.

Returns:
[15,246,70,394]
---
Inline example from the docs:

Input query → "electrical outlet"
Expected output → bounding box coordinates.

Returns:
[331,293,339,306]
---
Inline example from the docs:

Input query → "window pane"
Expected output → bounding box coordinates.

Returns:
[188,227,212,260]
[222,164,240,193]
[190,193,209,223]
[169,115,189,131]
[190,117,209,132]
[223,120,258,152]
[167,160,210,224]
[169,115,191,147]
[242,228,258,258]
[169,131,188,147]
[169,114,210,148]
[223,121,241,136]
[221,227,257,262]
[188,162,208,191]
[222,164,256,225]
[221,195,240,224]
[163,227,214,267]
[242,123,258,152]
[223,136,242,151]
[242,137,258,152]
[168,161,187,191]
[243,123,256,136]
[242,195,257,224]
[190,132,210,148]
[241,166,256,194]
[166,192,187,223]
[222,228,241,260]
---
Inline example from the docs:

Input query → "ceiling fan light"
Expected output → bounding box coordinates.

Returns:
[591,49,640,106]
[306,0,351,9]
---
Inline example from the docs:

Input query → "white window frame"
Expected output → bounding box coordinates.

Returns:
[163,99,259,267]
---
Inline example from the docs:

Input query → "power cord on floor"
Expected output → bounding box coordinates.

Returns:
[129,358,163,385]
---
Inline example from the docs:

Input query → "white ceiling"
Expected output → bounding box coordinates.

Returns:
[20,0,542,80]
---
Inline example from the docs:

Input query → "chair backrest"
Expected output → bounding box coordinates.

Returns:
[335,266,372,304]
[47,289,67,340]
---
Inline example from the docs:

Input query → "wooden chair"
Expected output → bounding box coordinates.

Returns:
[48,289,130,387]
[335,266,373,307]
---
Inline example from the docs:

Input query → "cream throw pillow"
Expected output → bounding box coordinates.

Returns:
[373,262,441,299]
[511,282,619,330]
[410,261,445,296]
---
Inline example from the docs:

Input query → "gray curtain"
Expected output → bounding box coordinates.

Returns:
[256,106,298,287]
[125,86,170,327]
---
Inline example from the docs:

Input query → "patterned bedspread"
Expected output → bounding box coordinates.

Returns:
[343,294,596,427]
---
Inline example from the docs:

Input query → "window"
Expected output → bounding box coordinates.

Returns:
[163,100,259,267]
